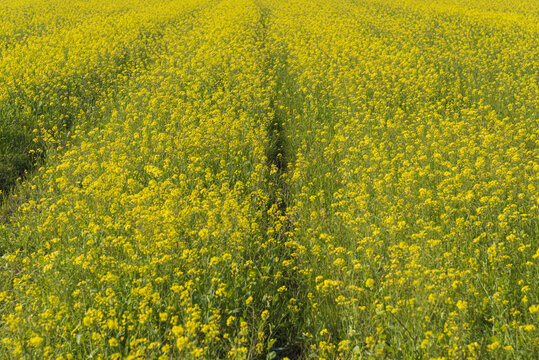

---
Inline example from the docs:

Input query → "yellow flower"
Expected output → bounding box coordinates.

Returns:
[83,316,93,327]
[487,341,500,351]
[456,300,467,311]
[28,335,44,347]
[176,336,188,352]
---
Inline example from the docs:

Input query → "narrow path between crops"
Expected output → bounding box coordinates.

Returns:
[258,6,304,359]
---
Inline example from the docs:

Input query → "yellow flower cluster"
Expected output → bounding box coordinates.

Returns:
[1,0,281,358]
[1,0,537,359]
[0,0,208,194]
[265,0,538,358]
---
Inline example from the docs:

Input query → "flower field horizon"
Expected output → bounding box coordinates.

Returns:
[0,0,537,359]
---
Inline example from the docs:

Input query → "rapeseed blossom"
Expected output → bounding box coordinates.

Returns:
[0,0,537,359]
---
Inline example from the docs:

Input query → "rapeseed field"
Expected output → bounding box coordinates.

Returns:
[0,0,537,359]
